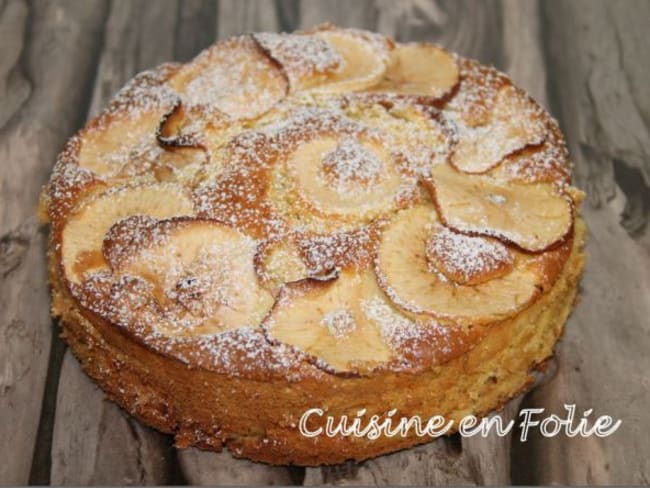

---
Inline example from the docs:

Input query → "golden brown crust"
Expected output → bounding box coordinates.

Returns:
[49,219,585,465]
[41,25,586,465]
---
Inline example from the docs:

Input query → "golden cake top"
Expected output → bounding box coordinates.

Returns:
[42,24,580,380]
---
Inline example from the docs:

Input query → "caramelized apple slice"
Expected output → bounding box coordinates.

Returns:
[288,135,405,217]
[445,59,508,127]
[77,65,178,178]
[310,30,387,93]
[44,143,107,228]
[169,36,288,119]
[77,110,162,177]
[263,266,491,373]
[491,116,572,184]
[375,205,559,324]
[252,32,343,90]
[425,223,514,285]
[428,164,573,252]
[373,43,459,98]
[61,184,194,284]
[265,108,415,229]
[447,84,547,173]
[78,108,207,184]
[253,226,377,295]
[263,270,394,373]
[306,24,394,61]
[116,219,274,335]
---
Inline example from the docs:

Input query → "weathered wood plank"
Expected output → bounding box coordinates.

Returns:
[2,1,645,484]
[28,333,67,484]
[174,0,218,62]
[510,1,650,484]
[0,0,108,484]
[512,202,650,485]
[87,0,178,118]
[297,0,378,29]
[500,0,547,106]
[376,0,505,68]
[49,1,180,484]
[545,0,650,243]
[51,354,174,485]
[178,448,297,486]
[216,0,283,38]
[0,0,30,129]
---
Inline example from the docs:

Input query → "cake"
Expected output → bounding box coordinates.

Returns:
[40,24,585,466]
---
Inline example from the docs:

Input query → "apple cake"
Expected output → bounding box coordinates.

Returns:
[40,24,585,465]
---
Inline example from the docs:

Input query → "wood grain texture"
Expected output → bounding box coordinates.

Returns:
[174,0,218,62]
[0,0,648,485]
[51,354,173,485]
[509,1,650,484]
[86,0,178,118]
[216,0,285,38]
[177,448,297,486]
[543,0,650,245]
[0,1,108,484]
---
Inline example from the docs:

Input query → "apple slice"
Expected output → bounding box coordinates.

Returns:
[305,24,394,61]
[425,223,515,285]
[447,84,547,173]
[169,36,288,119]
[77,65,178,178]
[60,184,194,284]
[115,219,274,335]
[341,97,454,177]
[375,204,571,325]
[491,116,572,184]
[428,164,573,252]
[77,110,162,177]
[263,266,494,373]
[262,270,395,374]
[287,135,406,217]
[157,100,228,148]
[252,32,343,91]
[309,30,387,93]
[265,108,415,228]
[373,43,459,99]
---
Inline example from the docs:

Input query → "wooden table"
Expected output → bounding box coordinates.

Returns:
[1,0,649,485]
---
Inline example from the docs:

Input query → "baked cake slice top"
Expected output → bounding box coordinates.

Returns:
[42,25,581,379]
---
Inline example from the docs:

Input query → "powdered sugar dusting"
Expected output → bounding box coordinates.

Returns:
[360,296,458,369]
[104,63,179,119]
[498,116,572,183]
[320,138,383,192]
[176,36,287,119]
[321,308,356,338]
[253,32,343,89]
[426,225,513,284]
[298,225,377,274]
[362,297,420,347]
[446,86,547,174]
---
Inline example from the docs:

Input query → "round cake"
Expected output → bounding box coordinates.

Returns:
[41,24,585,465]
